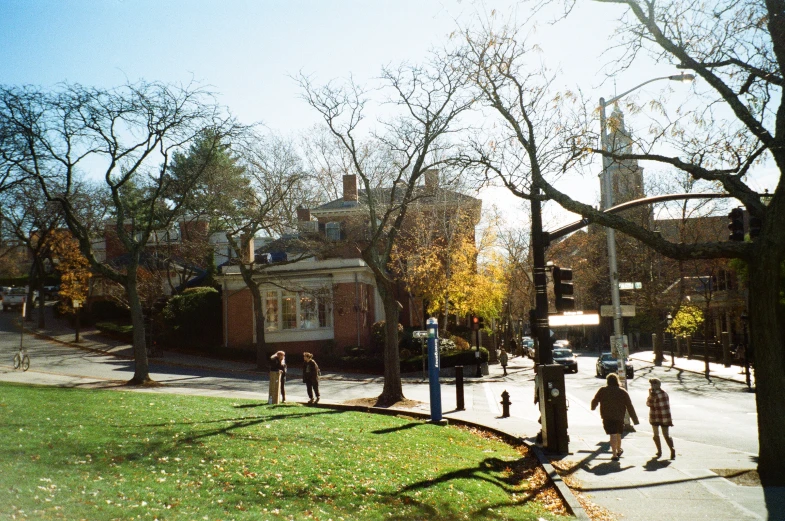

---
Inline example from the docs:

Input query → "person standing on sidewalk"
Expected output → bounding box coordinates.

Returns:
[302,352,321,403]
[646,378,675,459]
[591,373,639,460]
[499,348,509,376]
[270,351,287,402]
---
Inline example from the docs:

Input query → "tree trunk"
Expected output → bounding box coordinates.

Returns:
[125,266,152,385]
[749,254,785,486]
[378,284,404,406]
[251,284,268,370]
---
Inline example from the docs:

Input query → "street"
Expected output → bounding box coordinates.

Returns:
[0,309,758,460]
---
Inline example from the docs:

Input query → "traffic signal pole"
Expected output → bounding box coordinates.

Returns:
[531,188,568,454]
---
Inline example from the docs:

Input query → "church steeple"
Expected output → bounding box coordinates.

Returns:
[601,105,646,209]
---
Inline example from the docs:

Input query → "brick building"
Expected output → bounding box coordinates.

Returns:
[218,172,482,358]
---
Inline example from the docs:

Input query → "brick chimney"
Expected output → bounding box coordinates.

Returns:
[424,169,439,193]
[297,207,311,222]
[343,174,358,202]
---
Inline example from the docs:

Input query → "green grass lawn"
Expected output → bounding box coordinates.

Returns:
[0,383,566,520]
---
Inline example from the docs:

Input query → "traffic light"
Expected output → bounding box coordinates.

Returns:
[728,207,745,242]
[749,214,763,239]
[553,266,575,312]
[471,315,485,330]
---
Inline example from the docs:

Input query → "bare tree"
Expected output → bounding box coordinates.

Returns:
[221,133,322,369]
[0,81,240,385]
[299,50,475,405]
[463,0,785,484]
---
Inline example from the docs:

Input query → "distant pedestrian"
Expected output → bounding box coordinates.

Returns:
[647,378,675,459]
[302,352,321,403]
[509,338,518,358]
[591,373,639,460]
[499,348,509,376]
[269,351,287,402]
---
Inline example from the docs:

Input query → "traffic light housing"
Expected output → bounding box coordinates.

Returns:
[553,266,575,312]
[471,315,485,330]
[728,207,745,242]
[749,214,762,239]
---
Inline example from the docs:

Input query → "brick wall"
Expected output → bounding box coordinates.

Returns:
[225,289,254,349]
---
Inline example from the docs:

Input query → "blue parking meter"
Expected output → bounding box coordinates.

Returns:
[426,317,443,422]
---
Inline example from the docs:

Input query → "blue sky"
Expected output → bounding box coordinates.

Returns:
[1,1,776,228]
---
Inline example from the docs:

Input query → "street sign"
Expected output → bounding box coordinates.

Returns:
[618,282,643,290]
[412,330,428,339]
[600,305,636,317]
[549,312,601,327]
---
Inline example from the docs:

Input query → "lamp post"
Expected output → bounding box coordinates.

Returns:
[599,73,695,389]
[666,312,674,367]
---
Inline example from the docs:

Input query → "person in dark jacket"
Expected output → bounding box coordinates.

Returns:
[302,352,321,403]
[269,351,287,402]
[591,373,639,460]
[647,378,675,459]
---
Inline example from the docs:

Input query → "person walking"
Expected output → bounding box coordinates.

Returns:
[591,373,639,460]
[269,351,287,403]
[302,352,321,403]
[647,378,675,459]
[499,348,509,376]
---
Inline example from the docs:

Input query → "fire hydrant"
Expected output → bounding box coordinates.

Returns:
[501,390,511,418]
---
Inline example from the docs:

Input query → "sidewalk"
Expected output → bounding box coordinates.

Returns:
[16,314,784,520]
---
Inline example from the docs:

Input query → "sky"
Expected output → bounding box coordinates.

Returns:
[1,0,778,231]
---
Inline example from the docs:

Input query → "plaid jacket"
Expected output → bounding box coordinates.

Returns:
[647,389,673,426]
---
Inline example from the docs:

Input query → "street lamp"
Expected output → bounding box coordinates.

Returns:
[599,72,695,388]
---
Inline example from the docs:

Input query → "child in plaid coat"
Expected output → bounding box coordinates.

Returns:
[647,378,675,459]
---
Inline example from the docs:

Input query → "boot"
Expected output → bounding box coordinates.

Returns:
[665,437,675,459]
[653,436,662,458]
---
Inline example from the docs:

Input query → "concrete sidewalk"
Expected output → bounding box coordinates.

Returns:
[14,313,785,520]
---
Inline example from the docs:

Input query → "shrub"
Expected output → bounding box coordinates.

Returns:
[400,348,412,360]
[162,287,221,351]
[371,321,404,351]
[89,300,129,322]
[95,321,133,342]
[450,335,470,351]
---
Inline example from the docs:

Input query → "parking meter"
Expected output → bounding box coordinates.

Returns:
[537,364,569,453]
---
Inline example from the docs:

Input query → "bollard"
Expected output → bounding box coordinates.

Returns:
[455,366,465,411]
[500,390,511,418]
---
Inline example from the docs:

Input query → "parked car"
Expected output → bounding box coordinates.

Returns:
[554,339,570,348]
[553,348,578,373]
[595,352,634,379]
[523,338,535,358]
[1,287,28,311]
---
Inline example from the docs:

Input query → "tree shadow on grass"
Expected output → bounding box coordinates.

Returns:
[372,422,423,435]
[382,454,557,519]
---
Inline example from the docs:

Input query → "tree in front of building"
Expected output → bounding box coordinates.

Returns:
[300,49,474,406]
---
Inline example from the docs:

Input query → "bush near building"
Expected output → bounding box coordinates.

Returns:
[162,287,222,351]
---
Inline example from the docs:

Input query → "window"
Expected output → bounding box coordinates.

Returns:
[281,291,297,330]
[325,222,341,241]
[265,291,278,331]
[300,290,331,329]
[263,288,332,331]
